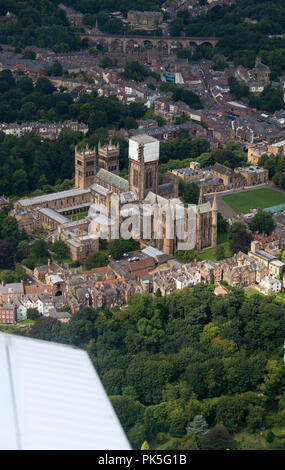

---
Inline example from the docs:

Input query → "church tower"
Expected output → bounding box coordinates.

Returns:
[97,140,120,175]
[128,135,159,200]
[75,145,97,189]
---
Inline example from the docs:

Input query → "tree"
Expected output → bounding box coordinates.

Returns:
[174,249,196,263]
[217,212,228,234]
[28,317,61,341]
[83,251,108,270]
[52,240,69,260]
[23,50,36,60]
[27,308,40,320]
[266,431,275,443]
[246,405,265,432]
[215,395,248,432]
[30,239,49,261]
[230,230,253,254]
[186,415,208,437]
[35,77,55,94]
[201,424,233,450]
[0,240,16,269]
[260,360,284,399]
[12,169,28,194]
[1,216,19,244]
[178,435,200,450]
[109,238,140,259]
[228,76,249,100]
[141,441,150,450]
[45,60,63,77]
[182,183,200,204]
[228,222,246,241]
[249,210,274,235]
[100,56,117,69]
[110,395,145,432]
[215,245,225,260]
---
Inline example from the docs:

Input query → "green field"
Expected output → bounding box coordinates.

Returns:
[69,212,88,221]
[222,188,285,214]
[245,289,265,298]
[198,240,232,261]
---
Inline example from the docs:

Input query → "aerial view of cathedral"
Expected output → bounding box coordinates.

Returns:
[11,135,218,259]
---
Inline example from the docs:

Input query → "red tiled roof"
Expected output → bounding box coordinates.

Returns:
[126,258,156,272]
[134,269,150,279]
[214,286,228,296]
[83,266,114,277]
[24,285,53,295]
[97,277,125,286]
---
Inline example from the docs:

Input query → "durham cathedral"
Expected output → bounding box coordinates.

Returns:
[12,134,217,260]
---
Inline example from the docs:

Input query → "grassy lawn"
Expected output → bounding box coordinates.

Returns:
[276,290,285,302]
[217,232,228,244]
[222,188,285,214]
[198,240,232,261]
[245,289,265,298]
[69,212,88,221]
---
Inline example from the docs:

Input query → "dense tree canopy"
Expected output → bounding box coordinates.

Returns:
[26,284,285,448]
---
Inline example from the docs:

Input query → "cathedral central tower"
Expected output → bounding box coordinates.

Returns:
[128,135,159,200]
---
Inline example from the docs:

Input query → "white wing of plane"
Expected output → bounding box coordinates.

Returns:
[0,332,131,450]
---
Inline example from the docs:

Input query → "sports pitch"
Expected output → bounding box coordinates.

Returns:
[222,188,285,213]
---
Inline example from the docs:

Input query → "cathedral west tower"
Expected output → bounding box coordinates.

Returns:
[75,145,97,189]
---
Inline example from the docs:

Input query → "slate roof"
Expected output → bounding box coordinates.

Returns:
[158,183,174,197]
[96,168,129,192]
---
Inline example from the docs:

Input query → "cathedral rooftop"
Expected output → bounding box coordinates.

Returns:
[18,188,90,207]
[130,135,159,145]
[95,168,129,192]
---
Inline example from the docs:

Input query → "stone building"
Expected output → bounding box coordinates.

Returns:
[237,166,268,186]
[247,145,267,165]
[11,134,218,257]
[267,140,285,157]
[211,163,245,188]
[127,10,163,31]
[75,145,97,189]
[97,141,120,175]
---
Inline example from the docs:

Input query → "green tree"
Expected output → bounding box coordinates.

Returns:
[1,217,19,245]
[109,238,140,259]
[215,245,225,260]
[30,239,49,260]
[249,210,274,235]
[246,405,265,432]
[266,430,275,443]
[0,241,16,269]
[230,230,253,254]
[260,360,284,398]
[186,415,208,437]
[52,240,69,260]
[110,395,145,432]
[141,441,150,450]
[27,308,40,320]
[83,251,108,270]
[182,183,200,204]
